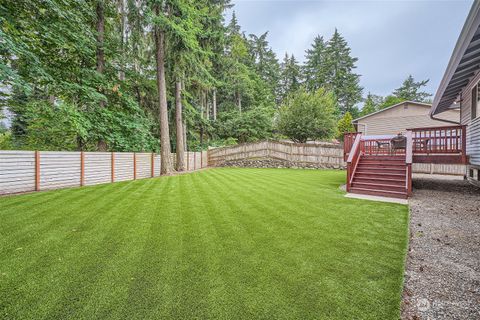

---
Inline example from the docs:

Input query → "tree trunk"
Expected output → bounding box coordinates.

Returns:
[183,120,187,151]
[175,80,185,171]
[212,88,217,120]
[236,91,242,112]
[96,0,107,151]
[206,90,210,120]
[154,21,173,174]
[118,0,126,81]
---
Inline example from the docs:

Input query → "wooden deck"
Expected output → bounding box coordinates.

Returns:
[344,125,467,198]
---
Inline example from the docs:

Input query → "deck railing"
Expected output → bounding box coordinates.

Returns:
[343,125,467,164]
[346,134,362,192]
[407,125,466,154]
[343,132,361,161]
[361,137,406,156]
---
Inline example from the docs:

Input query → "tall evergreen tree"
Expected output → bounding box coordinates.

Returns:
[360,92,383,116]
[279,53,302,101]
[303,35,327,91]
[393,75,432,102]
[324,29,363,116]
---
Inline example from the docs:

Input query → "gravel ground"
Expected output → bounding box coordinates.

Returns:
[402,174,480,320]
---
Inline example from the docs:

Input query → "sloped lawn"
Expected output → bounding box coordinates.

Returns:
[0,168,408,319]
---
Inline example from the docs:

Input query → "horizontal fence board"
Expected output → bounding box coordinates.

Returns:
[136,153,152,179]
[84,153,111,186]
[114,153,134,182]
[0,151,36,194]
[40,152,81,190]
[0,150,203,195]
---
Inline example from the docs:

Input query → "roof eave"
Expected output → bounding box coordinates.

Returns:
[432,1,480,116]
[353,101,432,123]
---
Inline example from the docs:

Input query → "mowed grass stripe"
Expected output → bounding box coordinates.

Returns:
[0,181,140,252]
[1,179,159,319]
[0,168,408,320]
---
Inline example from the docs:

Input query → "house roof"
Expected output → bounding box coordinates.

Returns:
[432,1,480,116]
[352,101,432,123]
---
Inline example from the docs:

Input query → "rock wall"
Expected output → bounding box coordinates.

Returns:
[217,158,345,170]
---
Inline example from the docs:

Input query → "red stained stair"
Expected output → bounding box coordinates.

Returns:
[349,155,408,199]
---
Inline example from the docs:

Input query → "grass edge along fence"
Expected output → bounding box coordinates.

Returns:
[0,150,208,195]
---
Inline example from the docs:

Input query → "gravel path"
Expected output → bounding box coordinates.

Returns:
[402,175,480,320]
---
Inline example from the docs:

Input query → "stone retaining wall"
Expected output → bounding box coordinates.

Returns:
[218,158,345,170]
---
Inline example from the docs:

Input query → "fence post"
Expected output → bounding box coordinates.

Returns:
[187,151,190,171]
[150,152,155,178]
[201,150,203,168]
[35,150,40,191]
[133,152,137,180]
[80,151,85,187]
[194,151,196,170]
[111,152,115,183]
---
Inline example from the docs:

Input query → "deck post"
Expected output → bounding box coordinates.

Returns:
[406,131,413,196]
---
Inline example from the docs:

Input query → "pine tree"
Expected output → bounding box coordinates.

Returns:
[393,75,432,102]
[336,111,355,140]
[248,32,281,101]
[279,53,302,101]
[360,93,383,116]
[324,29,363,116]
[304,35,327,91]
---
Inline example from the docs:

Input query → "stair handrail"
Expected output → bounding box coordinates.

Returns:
[346,133,362,192]
[405,130,413,195]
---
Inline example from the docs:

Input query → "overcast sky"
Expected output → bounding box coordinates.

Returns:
[227,0,473,98]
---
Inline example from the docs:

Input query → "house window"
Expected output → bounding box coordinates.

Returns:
[472,84,480,119]
[470,169,475,178]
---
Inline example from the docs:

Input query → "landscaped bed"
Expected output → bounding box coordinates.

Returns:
[0,168,408,319]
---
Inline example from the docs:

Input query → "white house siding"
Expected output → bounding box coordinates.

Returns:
[466,118,480,166]
[458,71,480,167]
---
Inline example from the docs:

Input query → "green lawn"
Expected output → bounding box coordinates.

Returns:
[0,168,408,319]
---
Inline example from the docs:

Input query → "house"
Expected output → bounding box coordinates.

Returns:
[353,101,460,136]
[431,0,480,187]
[344,19,480,200]
[343,1,479,199]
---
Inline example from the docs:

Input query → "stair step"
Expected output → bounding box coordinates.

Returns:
[361,156,405,160]
[356,167,406,174]
[352,182,406,192]
[354,177,405,185]
[358,164,406,169]
[355,171,406,180]
[359,160,405,165]
[349,187,407,199]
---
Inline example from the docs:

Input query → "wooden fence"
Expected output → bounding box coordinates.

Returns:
[208,140,345,168]
[0,150,208,195]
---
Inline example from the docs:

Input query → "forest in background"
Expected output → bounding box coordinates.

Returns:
[0,0,432,172]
